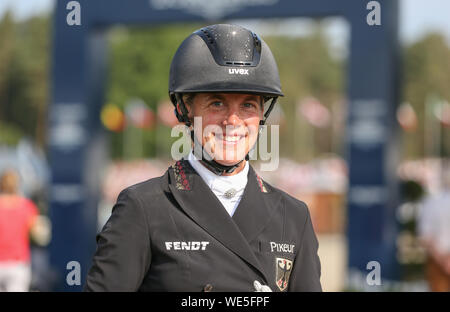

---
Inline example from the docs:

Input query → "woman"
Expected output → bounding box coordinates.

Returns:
[0,169,38,292]
[85,24,321,292]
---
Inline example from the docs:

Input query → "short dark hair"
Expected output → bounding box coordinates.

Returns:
[182,93,196,106]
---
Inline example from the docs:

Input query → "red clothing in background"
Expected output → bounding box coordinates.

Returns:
[0,195,38,262]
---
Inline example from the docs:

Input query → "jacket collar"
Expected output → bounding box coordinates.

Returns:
[167,159,282,284]
[187,150,249,196]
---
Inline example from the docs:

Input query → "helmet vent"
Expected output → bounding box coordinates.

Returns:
[225,61,252,66]
[194,25,261,67]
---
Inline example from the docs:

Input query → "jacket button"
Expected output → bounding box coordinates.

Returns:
[203,284,213,292]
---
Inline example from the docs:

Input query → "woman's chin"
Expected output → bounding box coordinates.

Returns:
[212,150,247,166]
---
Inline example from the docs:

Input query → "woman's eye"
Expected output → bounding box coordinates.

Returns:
[211,101,223,107]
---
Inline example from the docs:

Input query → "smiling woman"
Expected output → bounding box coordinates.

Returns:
[85,24,322,292]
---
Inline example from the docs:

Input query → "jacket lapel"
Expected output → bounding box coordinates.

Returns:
[232,166,282,244]
[167,160,271,284]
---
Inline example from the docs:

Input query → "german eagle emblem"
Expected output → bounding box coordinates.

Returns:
[275,257,293,291]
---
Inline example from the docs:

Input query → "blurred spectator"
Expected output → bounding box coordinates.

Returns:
[417,160,450,292]
[0,169,38,292]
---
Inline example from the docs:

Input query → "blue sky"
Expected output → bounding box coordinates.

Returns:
[399,0,450,44]
[0,0,449,46]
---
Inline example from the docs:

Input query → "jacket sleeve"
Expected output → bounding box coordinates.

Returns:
[288,205,322,291]
[84,188,151,291]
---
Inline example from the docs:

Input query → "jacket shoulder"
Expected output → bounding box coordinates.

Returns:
[259,177,310,219]
[118,170,169,201]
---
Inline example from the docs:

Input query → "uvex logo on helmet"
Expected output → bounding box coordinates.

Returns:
[228,68,249,75]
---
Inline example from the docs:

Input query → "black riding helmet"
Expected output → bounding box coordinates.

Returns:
[169,24,283,175]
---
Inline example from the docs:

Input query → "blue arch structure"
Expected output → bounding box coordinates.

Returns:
[49,0,400,291]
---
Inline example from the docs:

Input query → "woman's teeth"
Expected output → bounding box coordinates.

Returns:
[216,134,243,142]
[223,136,240,142]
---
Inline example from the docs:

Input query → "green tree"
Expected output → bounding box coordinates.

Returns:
[402,33,450,159]
[265,24,344,161]
[106,23,202,159]
[0,12,50,147]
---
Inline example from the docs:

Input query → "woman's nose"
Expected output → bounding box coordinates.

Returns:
[223,113,243,127]
[223,107,242,126]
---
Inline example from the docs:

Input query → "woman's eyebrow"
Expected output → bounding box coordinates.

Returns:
[205,94,226,101]
[242,95,260,102]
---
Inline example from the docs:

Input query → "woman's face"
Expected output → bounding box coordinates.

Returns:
[0,170,19,194]
[182,93,263,166]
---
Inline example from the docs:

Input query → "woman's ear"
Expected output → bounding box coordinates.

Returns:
[260,96,265,118]
[177,102,192,117]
